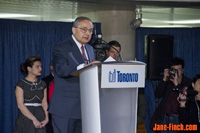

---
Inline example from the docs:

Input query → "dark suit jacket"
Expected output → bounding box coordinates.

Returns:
[48,36,95,119]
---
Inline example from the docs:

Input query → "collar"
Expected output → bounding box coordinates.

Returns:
[72,35,85,49]
[51,72,54,77]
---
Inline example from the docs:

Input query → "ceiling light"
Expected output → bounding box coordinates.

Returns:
[0,13,38,18]
[130,18,142,29]
[166,20,200,24]
[59,18,76,22]
[130,6,142,30]
[146,25,192,28]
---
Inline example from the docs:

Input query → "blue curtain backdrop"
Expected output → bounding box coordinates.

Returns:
[136,27,200,132]
[0,19,101,133]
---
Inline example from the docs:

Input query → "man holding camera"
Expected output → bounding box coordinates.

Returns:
[150,57,192,131]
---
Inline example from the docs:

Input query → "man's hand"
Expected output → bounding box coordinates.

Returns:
[170,71,178,86]
[163,69,169,81]
[84,60,101,67]
[177,93,186,108]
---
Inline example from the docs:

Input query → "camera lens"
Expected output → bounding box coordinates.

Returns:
[96,50,106,61]
[168,68,177,79]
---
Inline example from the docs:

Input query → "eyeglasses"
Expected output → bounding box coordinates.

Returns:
[75,27,93,34]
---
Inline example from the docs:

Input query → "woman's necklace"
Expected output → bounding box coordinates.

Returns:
[25,76,37,83]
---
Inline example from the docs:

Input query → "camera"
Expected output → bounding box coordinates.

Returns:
[91,34,108,62]
[181,86,188,96]
[168,68,178,79]
[178,86,188,101]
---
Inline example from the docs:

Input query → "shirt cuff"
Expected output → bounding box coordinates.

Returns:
[77,63,85,70]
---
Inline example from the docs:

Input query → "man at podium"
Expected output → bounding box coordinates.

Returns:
[48,16,99,133]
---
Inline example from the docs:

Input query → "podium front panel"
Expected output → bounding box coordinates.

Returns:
[100,87,138,133]
[80,66,101,133]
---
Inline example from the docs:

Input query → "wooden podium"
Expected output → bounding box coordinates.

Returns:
[73,61,145,133]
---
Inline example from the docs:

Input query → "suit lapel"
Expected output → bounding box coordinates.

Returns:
[85,44,92,63]
[69,38,85,64]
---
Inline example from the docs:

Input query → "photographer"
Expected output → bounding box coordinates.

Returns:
[177,74,200,132]
[150,57,192,131]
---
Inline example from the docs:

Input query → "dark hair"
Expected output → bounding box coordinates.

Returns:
[107,40,121,51]
[73,16,93,28]
[20,56,41,74]
[192,74,200,84]
[188,74,200,96]
[168,57,185,68]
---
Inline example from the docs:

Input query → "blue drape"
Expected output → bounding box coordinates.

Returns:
[0,19,101,133]
[136,27,200,132]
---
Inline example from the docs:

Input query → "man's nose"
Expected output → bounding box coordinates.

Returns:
[114,52,118,56]
[85,29,92,35]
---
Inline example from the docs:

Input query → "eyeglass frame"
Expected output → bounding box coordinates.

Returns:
[74,27,93,34]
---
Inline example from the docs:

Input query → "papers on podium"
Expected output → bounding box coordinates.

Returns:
[104,56,116,62]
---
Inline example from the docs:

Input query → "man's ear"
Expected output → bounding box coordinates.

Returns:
[72,27,76,35]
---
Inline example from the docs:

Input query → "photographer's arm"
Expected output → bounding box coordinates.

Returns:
[155,69,168,98]
[155,81,168,98]
[163,69,169,81]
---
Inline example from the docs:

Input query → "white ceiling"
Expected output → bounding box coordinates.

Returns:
[0,0,200,27]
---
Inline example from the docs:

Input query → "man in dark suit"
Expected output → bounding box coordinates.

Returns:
[48,16,100,133]
[42,62,54,133]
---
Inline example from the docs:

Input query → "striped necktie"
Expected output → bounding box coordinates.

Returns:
[81,45,88,64]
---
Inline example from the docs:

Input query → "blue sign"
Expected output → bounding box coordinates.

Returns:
[109,69,139,83]
[101,63,145,88]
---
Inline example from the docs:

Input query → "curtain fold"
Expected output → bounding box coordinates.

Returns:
[136,27,200,133]
[0,19,101,133]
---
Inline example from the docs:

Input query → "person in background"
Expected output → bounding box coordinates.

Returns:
[178,74,200,132]
[42,61,54,133]
[42,61,54,100]
[48,16,100,133]
[150,57,192,132]
[14,56,49,133]
[106,40,121,61]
